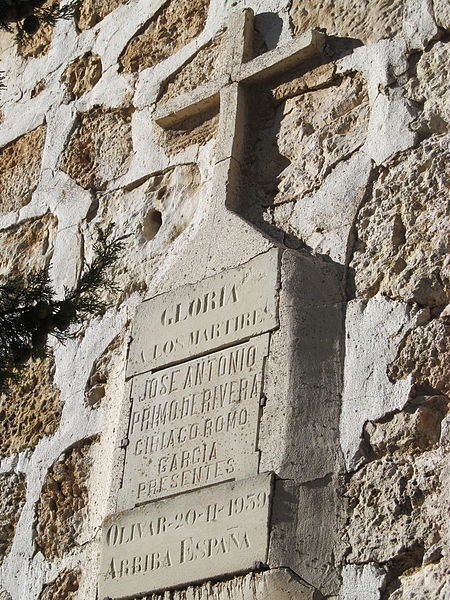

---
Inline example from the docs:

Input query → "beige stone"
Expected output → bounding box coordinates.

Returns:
[0,125,47,215]
[76,0,126,31]
[17,0,56,58]
[159,31,226,104]
[364,395,448,456]
[119,0,210,72]
[35,437,97,559]
[61,52,102,101]
[406,42,449,135]
[0,355,61,458]
[345,395,449,591]
[38,570,80,600]
[290,0,405,43]
[127,248,279,375]
[60,106,133,190]
[0,472,26,561]
[433,0,450,30]
[119,335,269,508]
[350,135,449,306]
[99,474,273,598]
[388,317,450,396]
[0,213,57,280]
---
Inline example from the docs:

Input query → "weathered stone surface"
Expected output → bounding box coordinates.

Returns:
[0,126,47,214]
[388,562,450,599]
[100,474,273,598]
[0,213,57,280]
[61,52,102,100]
[35,437,97,559]
[60,106,132,190]
[273,72,369,205]
[345,395,449,595]
[38,570,80,600]
[0,355,61,457]
[364,395,448,456]
[159,31,226,104]
[76,0,126,30]
[139,568,318,599]
[433,0,450,30]
[0,590,12,600]
[290,0,405,43]
[85,333,123,407]
[90,163,202,305]
[406,42,449,136]
[17,0,56,58]
[388,316,450,396]
[244,69,370,262]
[127,248,279,375]
[120,0,210,72]
[0,472,26,560]
[350,135,449,306]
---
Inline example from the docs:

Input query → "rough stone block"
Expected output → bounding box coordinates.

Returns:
[0,472,26,561]
[0,355,61,458]
[290,0,405,43]
[17,0,55,58]
[61,52,103,100]
[119,0,210,72]
[76,0,126,30]
[350,135,449,307]
[38,570,80,600]
[35,437,97,559]
[388,317,450,397]
[60,106,133,190]
[0,126,47,215]
[0,213,57,280]
[158,31,226,104]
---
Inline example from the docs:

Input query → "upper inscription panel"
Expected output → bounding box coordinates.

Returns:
[99,473,273,599]
[127,249,280,376]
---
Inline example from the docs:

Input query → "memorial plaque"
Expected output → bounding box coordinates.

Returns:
[126,249,279,376]
[99,473,273,599]
[118,335,269,509]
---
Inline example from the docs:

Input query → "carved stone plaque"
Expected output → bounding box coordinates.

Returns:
[99,473,273,599]
[126,249,279,376]
[118,334,269,509]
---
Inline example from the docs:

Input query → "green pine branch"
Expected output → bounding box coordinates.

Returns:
[0,224,128,391]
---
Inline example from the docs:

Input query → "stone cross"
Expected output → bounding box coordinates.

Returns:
[154,8,325,213]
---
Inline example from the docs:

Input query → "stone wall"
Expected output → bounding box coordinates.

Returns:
[0,0,447,598]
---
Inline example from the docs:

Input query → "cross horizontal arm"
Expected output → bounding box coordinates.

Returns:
[236,29,325,85]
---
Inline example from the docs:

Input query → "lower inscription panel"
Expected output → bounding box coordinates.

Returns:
[98,473,273,599]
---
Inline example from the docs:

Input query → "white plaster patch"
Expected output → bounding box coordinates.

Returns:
[340,295,422,471]
[339,563,387,600]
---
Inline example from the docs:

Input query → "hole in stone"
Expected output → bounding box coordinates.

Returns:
[143,209,163,240]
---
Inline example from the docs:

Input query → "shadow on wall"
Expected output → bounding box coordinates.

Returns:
[226,29,372,595]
